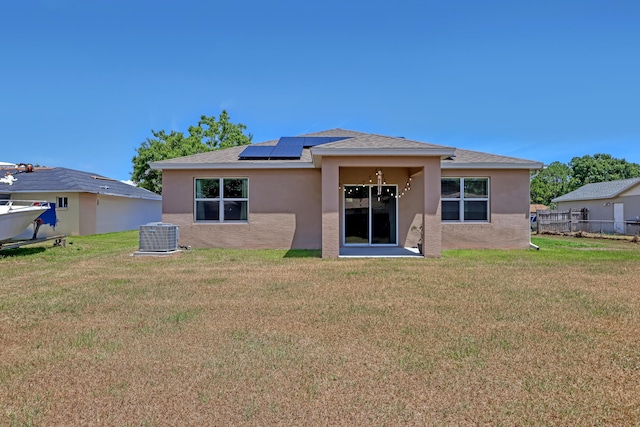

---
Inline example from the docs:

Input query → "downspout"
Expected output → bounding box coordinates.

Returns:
[530,216,539,250]
[529,165,543,251]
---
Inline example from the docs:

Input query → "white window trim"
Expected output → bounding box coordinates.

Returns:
[57,196,69,210]
[441,177,490,223]
[194,177,249,223]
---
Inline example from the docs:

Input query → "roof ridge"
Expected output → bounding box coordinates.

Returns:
[301,129,437,145]
[351,131,428,144]
[582,176,640,187]
[297,128,366,138]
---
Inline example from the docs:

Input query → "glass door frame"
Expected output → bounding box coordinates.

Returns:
[342,184,398,247]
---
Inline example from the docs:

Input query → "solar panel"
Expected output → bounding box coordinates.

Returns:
[277,137,305,146]
[238,145,274,159]
[238,136,351,160]
[269,143,303,159]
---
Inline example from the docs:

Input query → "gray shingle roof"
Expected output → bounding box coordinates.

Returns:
[314,133,452,150]
[552,177,640,202]
[150,128,541,170]
[0,167,161,200]
[301,128,451,150]
[445,148,540,165]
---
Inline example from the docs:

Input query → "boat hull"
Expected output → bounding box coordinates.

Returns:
[0,204,51,241]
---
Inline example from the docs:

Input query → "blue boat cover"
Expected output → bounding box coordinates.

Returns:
[37,204,57,228]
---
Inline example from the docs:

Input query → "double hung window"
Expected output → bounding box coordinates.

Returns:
[195,178,248,222]
[441,178,489,222]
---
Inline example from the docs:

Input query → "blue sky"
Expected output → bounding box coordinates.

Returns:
[1,0,639,181]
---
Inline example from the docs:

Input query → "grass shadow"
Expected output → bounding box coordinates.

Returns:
[283,249,321,258]
[0,246,47,257]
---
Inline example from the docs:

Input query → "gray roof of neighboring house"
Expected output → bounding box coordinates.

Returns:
[0,167,161,200]
[150,128,542,170]
[552,177,640,203]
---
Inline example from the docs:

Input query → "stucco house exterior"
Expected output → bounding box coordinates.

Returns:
[0,166,161,237]
[552,177,640,234]
[151,129,543,258]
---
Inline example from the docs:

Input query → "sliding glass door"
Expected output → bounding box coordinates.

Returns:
[344,185,397,245]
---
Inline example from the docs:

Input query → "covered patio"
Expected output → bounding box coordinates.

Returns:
[319,155,446,259]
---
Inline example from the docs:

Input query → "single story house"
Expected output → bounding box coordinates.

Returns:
[530,204,549,214]
[151,129,543,258]
[552,177,640,234]
[0,166,162,237]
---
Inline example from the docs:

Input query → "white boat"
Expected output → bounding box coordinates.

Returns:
[0,200,51,241]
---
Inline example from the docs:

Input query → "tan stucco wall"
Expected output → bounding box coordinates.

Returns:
[79,193,97,235]
[161,169,322,249]
[159,162,532,253]
[440,169,531,249]
[321,161,340,257]
[9,192,83,236]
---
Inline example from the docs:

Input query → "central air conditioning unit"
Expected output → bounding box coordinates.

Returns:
[139,222,179,252]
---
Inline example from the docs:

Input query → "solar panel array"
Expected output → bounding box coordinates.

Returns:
[269,142,304,159]
[238,146,275,160]
[239,136,350,160]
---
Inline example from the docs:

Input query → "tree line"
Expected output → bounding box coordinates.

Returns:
[531,154,640,207]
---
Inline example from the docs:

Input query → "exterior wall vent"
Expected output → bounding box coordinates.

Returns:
[139,222,179,252]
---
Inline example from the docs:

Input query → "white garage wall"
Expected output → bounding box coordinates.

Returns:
[95,194,162,234]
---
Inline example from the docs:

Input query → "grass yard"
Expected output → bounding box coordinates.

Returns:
[1,232,639,426]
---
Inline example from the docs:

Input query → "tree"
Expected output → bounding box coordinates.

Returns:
[530,161,572,206]
[568,154,640,189]
[188,110,253,150]
[132,111,252,193]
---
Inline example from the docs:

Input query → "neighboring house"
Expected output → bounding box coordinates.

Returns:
[552,177,640,234]
[530,204,548,214]
[0,166,161,236]
[151,129,543,258]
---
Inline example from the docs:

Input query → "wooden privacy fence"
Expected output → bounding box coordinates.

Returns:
[536,209,588,234]
[537,208,640,235]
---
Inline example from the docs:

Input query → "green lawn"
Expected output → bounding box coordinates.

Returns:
[1,232,639,426]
